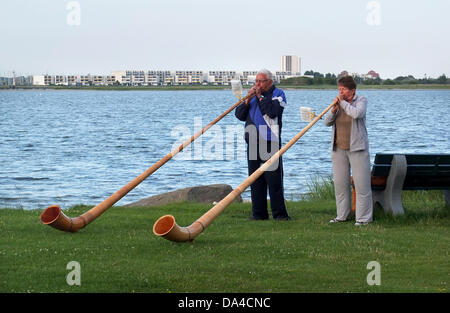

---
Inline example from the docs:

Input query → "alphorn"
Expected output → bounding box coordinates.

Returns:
[153,99,338,242]
[40,93,254,232]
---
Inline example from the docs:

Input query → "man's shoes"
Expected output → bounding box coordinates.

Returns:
[248,216,269,221]
[274,216,291,221]
[354,221,369,226]
[248,216,291,221]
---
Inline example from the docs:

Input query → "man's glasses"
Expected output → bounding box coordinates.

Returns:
[255,79,269,83]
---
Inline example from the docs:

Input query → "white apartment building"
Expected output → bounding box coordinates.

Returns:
[106,75,116,85]
[121,75,131,85]
[92,75,106,86]
[175,71,188,85]
[55,75,68,86]
[187,71,203,84]
[147,71,170,85]
[275,71,296,83]
[30,71,280,86]
[281,55,301,75]
[173,71,204,85]
[241,71,258,85]
[127,70,146,86]
[67,75,78,86]
[32,75,45,86]
[208,71,237,85]
[31,59,304,87]
[80,75,91,86]
[110,71,126,84]
[163,74,174,85]
[44,75,54,85]
[109,71,140,85]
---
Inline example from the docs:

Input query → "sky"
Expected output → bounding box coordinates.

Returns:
[1,0,449,79]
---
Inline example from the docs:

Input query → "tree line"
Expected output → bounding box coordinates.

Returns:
[281,71,449,86]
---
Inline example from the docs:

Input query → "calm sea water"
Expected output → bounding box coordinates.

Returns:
[1,89,449,210]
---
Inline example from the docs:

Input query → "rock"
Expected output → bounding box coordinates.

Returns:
[124,184,242,207]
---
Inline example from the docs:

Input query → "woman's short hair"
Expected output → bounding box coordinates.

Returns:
[337,75,357,90]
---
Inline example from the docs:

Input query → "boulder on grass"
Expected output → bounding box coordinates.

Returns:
[124,184,242,207]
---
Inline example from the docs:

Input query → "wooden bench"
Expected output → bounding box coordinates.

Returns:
[351,153,450,215]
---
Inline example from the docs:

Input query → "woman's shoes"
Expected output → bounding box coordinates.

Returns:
[329,218,370,226]
[329,218,346,223]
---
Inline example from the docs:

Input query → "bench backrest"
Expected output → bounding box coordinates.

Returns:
[372,153,450,190]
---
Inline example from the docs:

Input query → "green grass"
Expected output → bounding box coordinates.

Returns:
[1,189,448,293]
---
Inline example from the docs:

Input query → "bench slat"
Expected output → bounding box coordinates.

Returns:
[370,153,450,190]
[403,175,450,189]
[407,165,450,176]
[372,164,450,177]
[404,154,450,164]
[374,154,450,165]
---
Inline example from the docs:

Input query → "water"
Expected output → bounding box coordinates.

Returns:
[1,89,449,210]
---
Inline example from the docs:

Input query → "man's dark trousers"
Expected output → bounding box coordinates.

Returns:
[247,139,289,220]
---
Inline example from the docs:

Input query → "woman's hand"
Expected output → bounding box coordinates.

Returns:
[331,96,340,114]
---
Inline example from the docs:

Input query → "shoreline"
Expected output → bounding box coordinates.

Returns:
[1,84,450,91]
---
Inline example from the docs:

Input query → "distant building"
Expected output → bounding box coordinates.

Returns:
[28,66,313,87]
[163,73,174,85]
[281,55,301,75]
[366,70,380,79]
[121,75,131,85]
[147,71,171,86]
[207,71,237,85]
[241,71,257,85]
[32,75,45,86]
[55,75,68,86]
[187,71,203,84]
[44,75,54,85]
[127,71,146,86]
[0,77,13,85]
[93,75,106,86]
[175,71,203,85]
[67,75,78,86]
[106,75,116,85]
[80,75,91,86]
[110,71,126,84]
[339,70,349,77]
[342,70,381,80]
[275,71,296,83]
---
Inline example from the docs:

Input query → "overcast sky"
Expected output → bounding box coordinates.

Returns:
[1,0,449,79]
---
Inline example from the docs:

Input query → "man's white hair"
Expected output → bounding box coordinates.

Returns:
[257,69,273,81]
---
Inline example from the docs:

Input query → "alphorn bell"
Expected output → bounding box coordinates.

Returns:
[153,99,338,242]
[40,93,254,232]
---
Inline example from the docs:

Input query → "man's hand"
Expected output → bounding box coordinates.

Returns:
[254,86,262,99]
[248,86,261,97]
[245,87,256,105]
[245,86,262,105]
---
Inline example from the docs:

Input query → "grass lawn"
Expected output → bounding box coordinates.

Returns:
[0,191,448,293]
